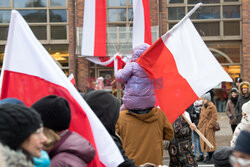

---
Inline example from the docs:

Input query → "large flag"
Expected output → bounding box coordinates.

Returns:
[137,3,232,123]
[0,10,124,167]
[133,0,152,48]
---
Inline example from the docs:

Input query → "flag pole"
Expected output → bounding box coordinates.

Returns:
[182,113,214,149]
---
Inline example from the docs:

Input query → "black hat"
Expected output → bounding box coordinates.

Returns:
[0,103,42,150]
[213,146,233,167]
[31,95,71,132]
[82,90,120,135]
[234,130,250,155]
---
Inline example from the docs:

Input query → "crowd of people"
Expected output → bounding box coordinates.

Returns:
[0,43,249,167]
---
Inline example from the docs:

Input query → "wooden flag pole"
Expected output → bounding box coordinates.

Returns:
[182,113,214,149]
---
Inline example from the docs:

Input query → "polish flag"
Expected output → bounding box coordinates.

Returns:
[137,3,232,123]
[81,0,125,72]
[0,10,124,167]
[133,0,152,48]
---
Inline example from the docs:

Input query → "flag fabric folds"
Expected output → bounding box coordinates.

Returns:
[0,10,124,167]
[133,0,152,48]
[137,3,232,123]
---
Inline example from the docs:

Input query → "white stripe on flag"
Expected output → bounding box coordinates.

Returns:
[81,0,95,56]
[133,0,145,48]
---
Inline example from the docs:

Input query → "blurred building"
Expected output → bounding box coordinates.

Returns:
[0,0,249,98]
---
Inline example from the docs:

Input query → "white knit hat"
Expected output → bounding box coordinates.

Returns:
[201,92,211,101]
[242,101,250,115]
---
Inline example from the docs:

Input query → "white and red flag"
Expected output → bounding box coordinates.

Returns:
[137,3,232,123]
[81,0,125,72]
[132,0,152,48]
[0,10,124,167]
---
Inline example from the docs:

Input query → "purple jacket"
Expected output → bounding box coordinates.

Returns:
[49,131,95,167]
[115,43,155,110]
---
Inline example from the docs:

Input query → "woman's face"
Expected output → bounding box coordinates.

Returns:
[21,128,48,157]
[232,92,237,98]
[202,98,208,105]
[242,87,248,94]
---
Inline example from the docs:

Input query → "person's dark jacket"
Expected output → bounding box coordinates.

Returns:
[49,131,95,167]
[187,104,199,126]
[235,81,250,124]
[82,90,136,167]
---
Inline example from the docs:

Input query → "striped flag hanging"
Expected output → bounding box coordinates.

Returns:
[81,0,125,73]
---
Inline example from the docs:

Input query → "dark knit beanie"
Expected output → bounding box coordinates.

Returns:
[0,103,42,150]
[230,88,238,94]
[234,130,250,155]
[31,95,71,132]
[213,146,233,167]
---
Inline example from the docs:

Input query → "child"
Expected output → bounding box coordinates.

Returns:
[115,43,155,111]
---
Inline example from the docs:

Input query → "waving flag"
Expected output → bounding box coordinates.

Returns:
[137,3,232,123]
[0,10,124,167]
[133,0,152,48]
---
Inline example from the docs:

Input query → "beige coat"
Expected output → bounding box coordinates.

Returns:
[198,102,218,152]
[116,107,174,166]
[225,99,237,125]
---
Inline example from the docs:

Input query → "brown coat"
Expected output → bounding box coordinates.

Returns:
[225,99,237,125]
[198,102,218,152]
[116,107,174,166]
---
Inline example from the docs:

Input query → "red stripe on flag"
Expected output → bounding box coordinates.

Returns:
[142,0,152,45]
[1,70,104,167]
[137,38,198,123]
[94,0,106,56]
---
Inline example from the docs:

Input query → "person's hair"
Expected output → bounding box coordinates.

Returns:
[42,127,60,151]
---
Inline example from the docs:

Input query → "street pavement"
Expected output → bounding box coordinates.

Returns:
[163,112,233,166]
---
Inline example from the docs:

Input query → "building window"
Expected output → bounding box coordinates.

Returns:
[167,0,242,64]
[167,0,242,39]
[0,0,69,74]
[107,0,133,56]
[0,0,68,43]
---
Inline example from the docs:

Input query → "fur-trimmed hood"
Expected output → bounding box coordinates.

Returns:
[239,81,250,95]
[0,143,33,167]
